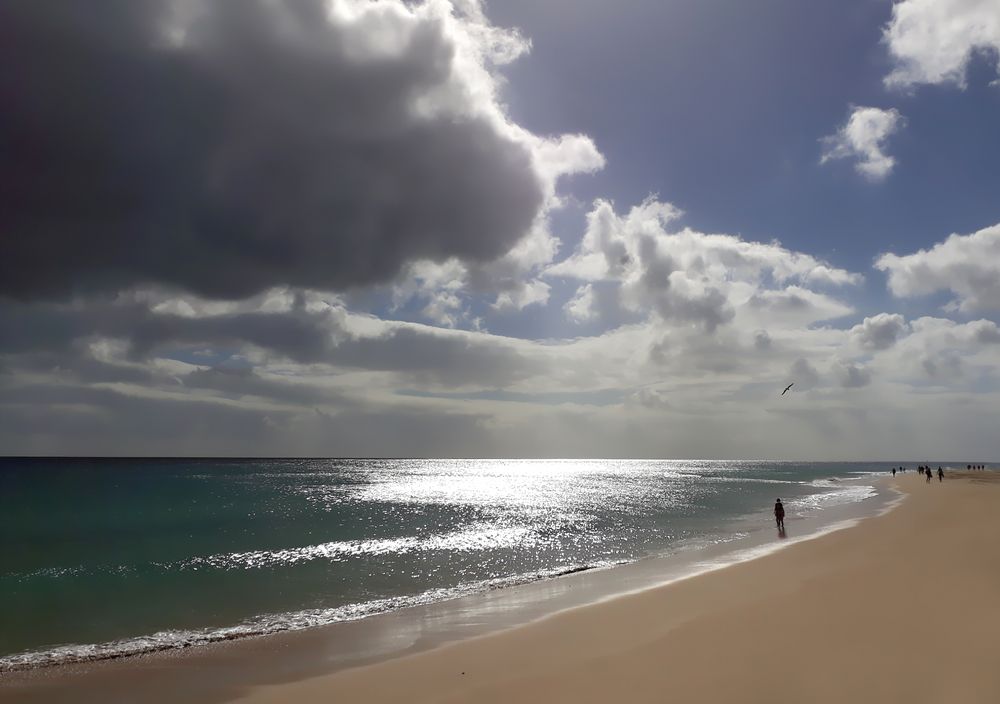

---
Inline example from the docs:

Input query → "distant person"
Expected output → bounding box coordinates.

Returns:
[926,468,932,483]
[774,498,785,530]
[918,466,924,476]
[892,467,896,477]
[968,464,972,471]
[938,467,944,482]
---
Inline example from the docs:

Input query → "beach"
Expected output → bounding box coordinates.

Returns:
[232,471,1000,704]
[3,470,998,703]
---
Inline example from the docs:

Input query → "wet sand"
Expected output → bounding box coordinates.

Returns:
[234,471,1000,704]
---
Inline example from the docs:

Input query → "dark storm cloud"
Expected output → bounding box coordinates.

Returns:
[0,0,544,300]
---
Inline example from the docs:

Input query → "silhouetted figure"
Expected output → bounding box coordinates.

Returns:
[892,468,896,477]
[774,498,785,530]
[926,468,932,483]
[968,464,972,471]
[918,466,924,476]
[938,467,943,482]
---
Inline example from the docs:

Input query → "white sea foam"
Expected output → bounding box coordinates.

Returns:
[0,561,618,672]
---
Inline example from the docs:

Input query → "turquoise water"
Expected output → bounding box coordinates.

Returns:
[0,458,892,669]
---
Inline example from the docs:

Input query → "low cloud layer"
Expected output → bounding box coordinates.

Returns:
[820,107,904,181]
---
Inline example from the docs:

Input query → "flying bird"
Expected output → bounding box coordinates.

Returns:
[781,383,794,396]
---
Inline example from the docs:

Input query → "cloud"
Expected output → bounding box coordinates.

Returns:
[820,106,904,181]
[753,330,772,351]
[858,315,1000,392]
[0,289,546,388]
[790,358,821,388]
[547,197,859,333]
[834,361,872,388]
[884,0,1000,89]
[0,0,598,301]
[564,285,597,323]
[876,223,1000,312]
[4,3,1000,460]
[851,313,909,351]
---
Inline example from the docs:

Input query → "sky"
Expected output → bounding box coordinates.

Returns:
[2,0,1000,459]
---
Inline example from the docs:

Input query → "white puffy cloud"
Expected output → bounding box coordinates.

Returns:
[884,0,1000,89]
[564,285,597,323]
[876,223,1000,312]
[547,197,860,334]
[867,316,1000,388]
[851,313,909,350]
[820,106,904,181]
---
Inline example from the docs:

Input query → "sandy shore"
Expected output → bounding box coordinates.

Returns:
[233,471,1000,704]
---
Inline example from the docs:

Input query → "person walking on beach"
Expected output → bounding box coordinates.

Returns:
[892,467,896,477]
[774,498,785,530]
[938,466,944,482]
[926,468,932,483]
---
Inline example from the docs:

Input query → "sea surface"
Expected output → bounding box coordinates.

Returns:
[0,458,896,671]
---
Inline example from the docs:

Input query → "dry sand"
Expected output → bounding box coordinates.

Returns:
[236,472,1000,704]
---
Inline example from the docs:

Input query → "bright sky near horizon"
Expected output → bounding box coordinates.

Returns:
[2,0,1000,459]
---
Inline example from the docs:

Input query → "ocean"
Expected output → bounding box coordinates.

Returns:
[0,457,896,671]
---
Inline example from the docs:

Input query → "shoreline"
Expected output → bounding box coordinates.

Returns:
[1,461,887,676]
[241,470,1000,703]
[0,473,896,702]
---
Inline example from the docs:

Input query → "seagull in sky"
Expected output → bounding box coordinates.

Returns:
[781,383,794,396]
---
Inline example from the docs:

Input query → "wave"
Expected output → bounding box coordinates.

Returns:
[0,561,617,672]
[792,482,877,511]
